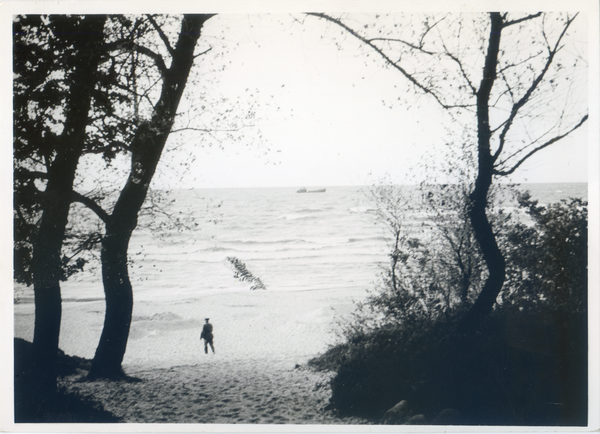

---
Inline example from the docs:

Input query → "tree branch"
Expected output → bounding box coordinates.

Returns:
[146,14,176,57]
[493,114,588,176]
[14,168,48,180]
[306,13,467,109]
[442,45,477,95]
[366,37,435,55]
[497,51,544,75]
[420,15,448,48]
[71,191,111,224]
[493,13,578,161]
[104,40,168,76]
[503,12,543,28]
[194,46,213,59]
[170,126,244,134]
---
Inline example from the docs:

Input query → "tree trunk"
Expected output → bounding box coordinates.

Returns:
[88,14,212,379]
[458,13,505,333]
[86,229,134,379]
[28,15,107,404]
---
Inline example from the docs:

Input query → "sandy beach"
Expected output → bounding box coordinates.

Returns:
[58,361,368,424]
[14,284,373,424]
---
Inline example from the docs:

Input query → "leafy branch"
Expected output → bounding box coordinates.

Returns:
[226,256,266,290]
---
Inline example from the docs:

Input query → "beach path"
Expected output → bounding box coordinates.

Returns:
[16,285,370,424]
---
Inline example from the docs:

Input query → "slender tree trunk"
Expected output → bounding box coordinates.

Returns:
[458,13,505,332]
[28,15,107,404]
[88,14,213,379]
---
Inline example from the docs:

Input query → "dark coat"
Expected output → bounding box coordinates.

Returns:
[200,323,213,341]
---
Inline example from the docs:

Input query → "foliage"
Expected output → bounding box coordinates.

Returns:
[358,183,486,333]
[311,194,587,424]
[500,193,588,312]
[226,256,266,290]
[12,14,136,284]
[308,11,588,330]
[317,306,585,425]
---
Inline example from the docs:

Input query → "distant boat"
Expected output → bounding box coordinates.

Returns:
[297,188,326,193]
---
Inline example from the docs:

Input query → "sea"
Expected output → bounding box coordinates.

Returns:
[46,182,587,304]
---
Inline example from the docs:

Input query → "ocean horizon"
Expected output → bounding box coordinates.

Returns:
[15,182,587,304]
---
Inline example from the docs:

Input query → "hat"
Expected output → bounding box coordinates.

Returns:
[205,318,210,321]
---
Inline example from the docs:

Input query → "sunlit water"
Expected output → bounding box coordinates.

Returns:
[17,183,587,304]
[13,183,586,366]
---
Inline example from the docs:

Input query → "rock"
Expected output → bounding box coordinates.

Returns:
[403,414,427,425]
[431,408,461,425]
[382,400,411,424]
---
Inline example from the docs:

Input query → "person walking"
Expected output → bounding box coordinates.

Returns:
[200,318,215,354]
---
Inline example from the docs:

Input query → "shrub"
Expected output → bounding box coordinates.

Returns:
[312,192,587,425]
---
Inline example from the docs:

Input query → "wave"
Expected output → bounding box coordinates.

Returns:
[132,312,183,322]
[348,206,377,214]
[292,206,334,214]
[279,213,321,221]
[348,236,388,243]
[224,238,314,245]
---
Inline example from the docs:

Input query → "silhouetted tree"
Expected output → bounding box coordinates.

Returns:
[14,14,215,390]
[308,12,588,330]
[87,14,214,379]
[14,14,109,401]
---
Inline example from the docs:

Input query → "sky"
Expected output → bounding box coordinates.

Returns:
[5,6,594,194]
[141,12,591,189]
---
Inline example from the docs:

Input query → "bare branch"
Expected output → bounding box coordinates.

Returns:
[367,37,435,55]
[194,46,213,59]
[306,13,468,110]
[443,47,477,96]
[419,15,448,48]
[62,233,103,263]
[493,114,588,176]
[146,14,175,57]
[497,51,544,75]
[503,12,543,28]
[71,191,111,224]
[170,126,245,134]
[493,13,578,161]
[104,40,168,76]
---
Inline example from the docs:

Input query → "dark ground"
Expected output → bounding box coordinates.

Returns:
[14,338,121,423]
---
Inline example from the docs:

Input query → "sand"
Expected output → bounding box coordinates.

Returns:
[59,361,368,424]
[14,284,373,424]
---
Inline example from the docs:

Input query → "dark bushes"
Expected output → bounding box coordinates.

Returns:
[314,306,586,425]
[311,194,587,425]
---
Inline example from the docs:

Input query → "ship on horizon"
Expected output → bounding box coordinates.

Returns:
[297,187,326,193]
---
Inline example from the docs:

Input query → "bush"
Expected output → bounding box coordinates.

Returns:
[314,305,586,425]
[311,194,587,425]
